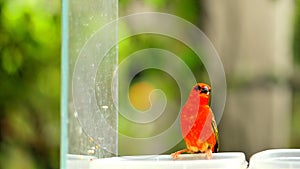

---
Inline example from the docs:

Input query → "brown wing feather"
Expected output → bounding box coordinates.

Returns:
[211,111,219,152]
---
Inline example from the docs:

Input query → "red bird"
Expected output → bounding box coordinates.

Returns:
[171,83,219,159]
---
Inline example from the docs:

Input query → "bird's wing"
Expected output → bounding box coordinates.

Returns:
[211,110,219,152]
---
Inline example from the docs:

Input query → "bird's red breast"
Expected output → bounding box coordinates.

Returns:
[180,83,219,153]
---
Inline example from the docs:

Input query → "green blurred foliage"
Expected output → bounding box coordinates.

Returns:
[119,0,202,24]
[294,0,300,64]
[0,0,61,168]
[292,0,300,148]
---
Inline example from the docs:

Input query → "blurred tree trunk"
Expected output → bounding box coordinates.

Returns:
[202,0,294,158]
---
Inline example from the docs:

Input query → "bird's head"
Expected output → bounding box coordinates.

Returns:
[193,83,211,101]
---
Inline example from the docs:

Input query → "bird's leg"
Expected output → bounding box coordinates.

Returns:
[171,148,189,159]
[205,148,213,159]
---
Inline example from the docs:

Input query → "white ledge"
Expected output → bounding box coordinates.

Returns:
[90,152,247,169]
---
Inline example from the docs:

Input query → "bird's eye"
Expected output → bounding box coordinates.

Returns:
[194,85,201,91]
[200,86,210,94]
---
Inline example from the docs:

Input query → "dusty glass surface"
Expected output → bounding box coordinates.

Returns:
[61,0,118,168]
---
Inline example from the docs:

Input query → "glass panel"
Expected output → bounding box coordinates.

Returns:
[61,0,118,168]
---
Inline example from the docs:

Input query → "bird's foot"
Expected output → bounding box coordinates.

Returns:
[205,149,213,159]
[171,149,188,159]
[171,152,179,159]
